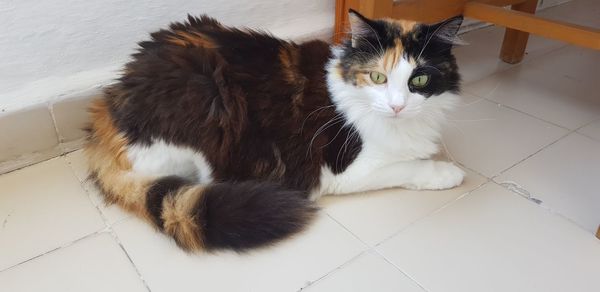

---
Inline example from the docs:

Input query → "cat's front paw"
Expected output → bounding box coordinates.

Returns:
[425,162,465,190]
[404,161,465,190]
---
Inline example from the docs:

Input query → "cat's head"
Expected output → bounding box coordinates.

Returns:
[328,10,463,124]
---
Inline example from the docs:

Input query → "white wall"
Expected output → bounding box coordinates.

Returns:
[0,0,334,112]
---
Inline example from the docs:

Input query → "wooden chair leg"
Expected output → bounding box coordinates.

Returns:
[334,0,394,43]
[499,0,539,64]
[334,0,349,43]
[596,225,600,240]
[357,0,394,19]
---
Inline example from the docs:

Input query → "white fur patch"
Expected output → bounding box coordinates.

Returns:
[314,51,461,199]
[127,139,213,183]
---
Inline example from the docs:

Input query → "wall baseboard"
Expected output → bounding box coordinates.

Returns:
[0,90,98,175]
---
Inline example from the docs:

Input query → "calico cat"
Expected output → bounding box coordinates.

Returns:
[85,10,465,252]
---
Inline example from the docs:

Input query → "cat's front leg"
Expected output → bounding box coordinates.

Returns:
[319,159,464,197]
[399,160,465,191]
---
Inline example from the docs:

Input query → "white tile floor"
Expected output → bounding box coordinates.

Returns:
[1,1,600,291]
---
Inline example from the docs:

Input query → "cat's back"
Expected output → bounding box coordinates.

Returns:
[118,15,293,92]
[104,15,332,146]
[119,15,330,91]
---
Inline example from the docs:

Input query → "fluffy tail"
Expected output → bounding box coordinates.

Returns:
[143,176,317,251]
[85,99,317,252]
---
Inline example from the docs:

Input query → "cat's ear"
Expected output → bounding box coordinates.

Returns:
[429,16,466,46]
[348,9,376,48]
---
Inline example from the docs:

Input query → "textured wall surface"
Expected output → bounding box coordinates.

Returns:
[0,0,334,112]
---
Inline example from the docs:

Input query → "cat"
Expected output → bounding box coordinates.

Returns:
[85,10,465,252]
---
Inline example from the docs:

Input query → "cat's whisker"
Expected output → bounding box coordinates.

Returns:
[337,113,367,167]
[352,34,384,57]
[307,114,345,158]
[482,82,502,100]
[456,97,486,107]
[300,105,336,133]
[443,120,468,137]
[417,17,457,60]
[319,119,349,149]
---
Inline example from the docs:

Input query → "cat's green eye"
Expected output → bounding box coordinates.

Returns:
[410,74,430,88]
[369,71,387,84]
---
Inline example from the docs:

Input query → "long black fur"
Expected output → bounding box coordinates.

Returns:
[196,181,317,251]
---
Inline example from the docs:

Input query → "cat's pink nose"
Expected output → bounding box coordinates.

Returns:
[390,104,405,114]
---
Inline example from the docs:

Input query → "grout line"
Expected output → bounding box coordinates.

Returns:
[305,176,491,291]
[573,117,600,142]
[372,249,430,292]
[0,149,65,176]
[62,154,151,290]
[47,102,64,144]
[459,90,572,133]
[491,129,572,180]
[324,213,370,247]
[453,159,490,180]
[0,155,111,274]
[0,229,110,273]
[297,250,369,291]
[373,181,490,249]
[294,213,371,290]
[108,227,153,292]
[486,100,571,131]
[491,180,600,238]
[0,146,82,176]
[299,210,432,291]
[460,46,595,134]
[62,154,113,228]
[573,117,600,132]
[487,116,600,238]
[459,47,565,87]
[461,41,568,88]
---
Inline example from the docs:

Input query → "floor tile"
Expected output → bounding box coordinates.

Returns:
[321,169,486,246]
[578,119,600,140]
[0,233,147,292]
[304,251,424,292]
[525,46,600,90]
[113,214,366,292]
[442,96,568,177]
[464,47,600,129]
[496,133,600,233]
[538,0,600,28]
[377,183,600,292]
[0,158,105,271]
[64,150,131,224]
[455,25,564,84]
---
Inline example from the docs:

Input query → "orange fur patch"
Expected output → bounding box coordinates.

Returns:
[85,99,150,218]
[87,99,131,170]
[167,31,218,48]
[381,38,404,71]
[384,18,417,33]
[355,72,370,87]
[85,99,208,251]
[162,186,206,250]
[278,46,301,83]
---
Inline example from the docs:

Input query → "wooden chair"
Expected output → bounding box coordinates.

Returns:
[334,0,600,64]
